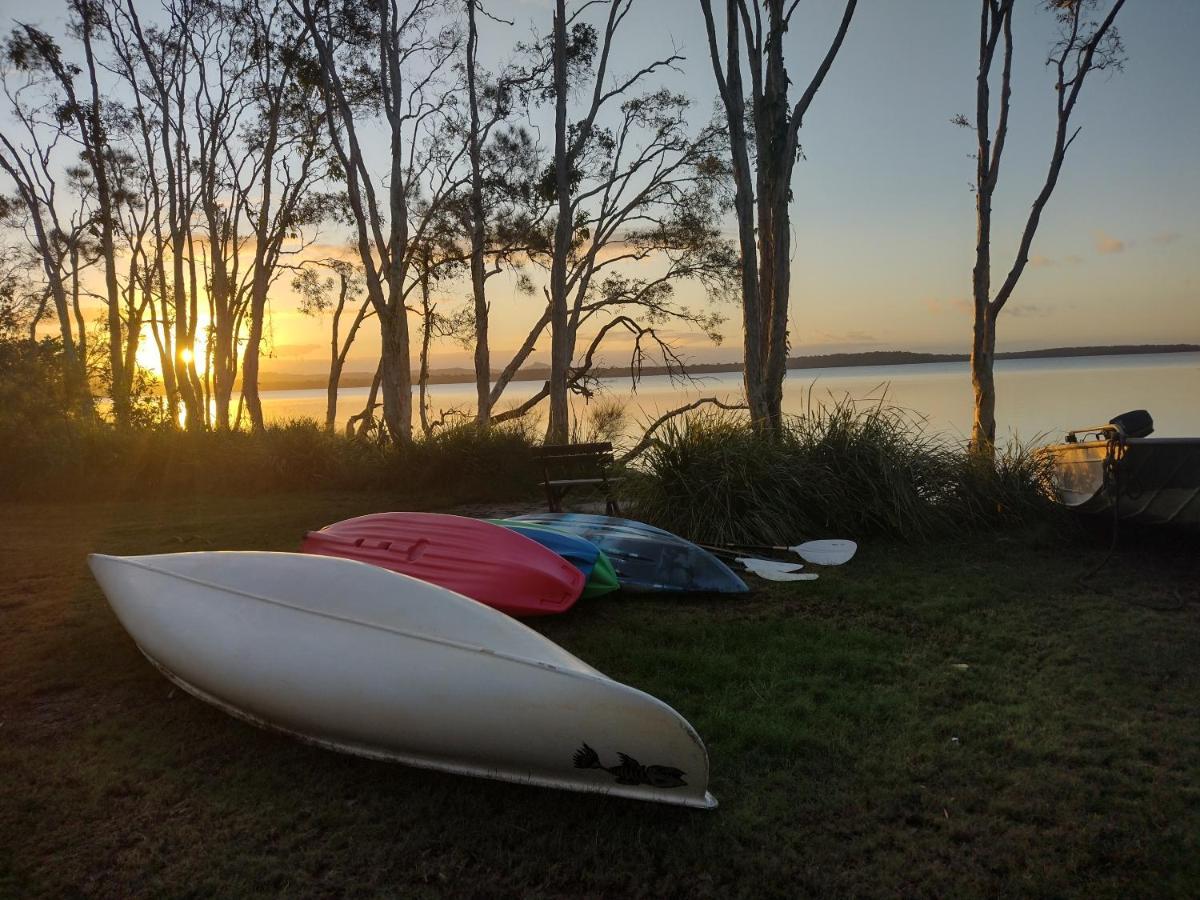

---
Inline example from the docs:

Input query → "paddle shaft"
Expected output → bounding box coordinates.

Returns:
[697,543,793,562]
[700,541,805,554]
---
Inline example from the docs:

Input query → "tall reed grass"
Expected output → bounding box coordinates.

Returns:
[623,396,1058,544]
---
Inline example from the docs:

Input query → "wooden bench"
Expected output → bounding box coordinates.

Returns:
[534,442,622,515]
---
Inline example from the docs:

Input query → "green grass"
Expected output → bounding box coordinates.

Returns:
[2,495,1198,897]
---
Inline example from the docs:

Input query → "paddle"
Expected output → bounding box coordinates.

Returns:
[694,543,817,581]
[735,557,819,582]
[702,539,858,566]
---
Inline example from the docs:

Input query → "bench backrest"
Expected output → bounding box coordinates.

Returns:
[534,442,615,477]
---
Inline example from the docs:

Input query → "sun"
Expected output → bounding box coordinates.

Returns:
[135,329,163,375]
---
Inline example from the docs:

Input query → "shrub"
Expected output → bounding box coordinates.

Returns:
[940,438,1060,528]
[394,420,541,502]
[0,417,540,504]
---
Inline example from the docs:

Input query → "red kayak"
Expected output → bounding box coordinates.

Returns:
[300,513,585,617]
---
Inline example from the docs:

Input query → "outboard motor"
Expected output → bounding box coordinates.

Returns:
[1109,409,1154,439]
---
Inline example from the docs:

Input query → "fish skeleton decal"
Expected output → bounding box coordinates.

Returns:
[572,742,687,788]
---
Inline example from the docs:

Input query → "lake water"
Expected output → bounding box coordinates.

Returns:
[259,352,1200,443]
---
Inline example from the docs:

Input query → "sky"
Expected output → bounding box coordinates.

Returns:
[2,0,1197,375]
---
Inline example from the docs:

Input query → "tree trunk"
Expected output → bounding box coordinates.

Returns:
[701,0,857,434]
[377,309,413,443]
[969,0,1000,456]
[466,0,491,426]
[418,272,433,437]
[760,184,791,430]
[970,177,997,452]
[753,0,795,432]
[211,310,235,430]
[970,309,997,450]
[77,9,129,426]
[546,0,572,444]
[708,0,768,431]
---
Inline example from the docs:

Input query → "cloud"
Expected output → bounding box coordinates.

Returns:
[1152,231,1181,246]
[1029,254,1056,268]
[1093,231,1127,255]
[1007,303,1051,318]
[1064,254,1084,265]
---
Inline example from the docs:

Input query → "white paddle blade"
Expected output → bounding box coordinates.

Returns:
[755,569,819,582]
[791,540,857,566]
[735,557,804,574]
[736,558,818,582]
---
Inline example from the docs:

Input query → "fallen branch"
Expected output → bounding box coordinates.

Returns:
[617,397,748,465]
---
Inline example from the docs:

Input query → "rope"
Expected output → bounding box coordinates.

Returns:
[1078,430,1125,582]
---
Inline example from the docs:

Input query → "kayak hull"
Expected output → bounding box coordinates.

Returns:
[509,513,749,593]
[89,552,716,808]
[489,519,620,599]
[301,513,585,617]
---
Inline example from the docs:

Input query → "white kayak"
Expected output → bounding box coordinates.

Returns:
[89,551,715,809]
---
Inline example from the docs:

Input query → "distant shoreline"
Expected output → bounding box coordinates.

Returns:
[257,344,1199,392]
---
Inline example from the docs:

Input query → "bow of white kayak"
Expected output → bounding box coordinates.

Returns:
[88,552,716,809]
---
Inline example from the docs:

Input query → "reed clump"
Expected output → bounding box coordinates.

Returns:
[623,396,1058,544]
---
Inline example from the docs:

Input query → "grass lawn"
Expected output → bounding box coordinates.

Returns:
[1,493,1198,897]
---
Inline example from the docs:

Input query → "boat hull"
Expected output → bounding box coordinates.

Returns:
[89,552,716,808]
[509,513,749,593]
[488,519,620,599]
[1047,437,1200,526]
[301,513,585,617]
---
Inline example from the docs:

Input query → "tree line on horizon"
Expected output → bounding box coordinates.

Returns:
[0,0,1127,456]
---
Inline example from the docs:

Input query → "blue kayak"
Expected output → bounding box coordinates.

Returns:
[507,513,748,594]
[487,520,620,599]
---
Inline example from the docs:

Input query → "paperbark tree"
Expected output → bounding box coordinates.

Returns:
[957,0,1126,453]
[699,0,857,431]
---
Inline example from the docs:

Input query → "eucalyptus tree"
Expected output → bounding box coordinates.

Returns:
[102,0,328,431]
[699,0,858,431]
[229,0,329,432]
[109,0,206,428]
[955,0,1127,453]
[292,256,374,432]
[456,0,549,425]
[2,9,135,421]
[518,0,738,441]
[292,0,465,444]
[104,136,155,408]
[0,35,98,416]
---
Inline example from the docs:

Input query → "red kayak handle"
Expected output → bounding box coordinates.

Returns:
[303,531,429,560]
[305,531,391,550]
